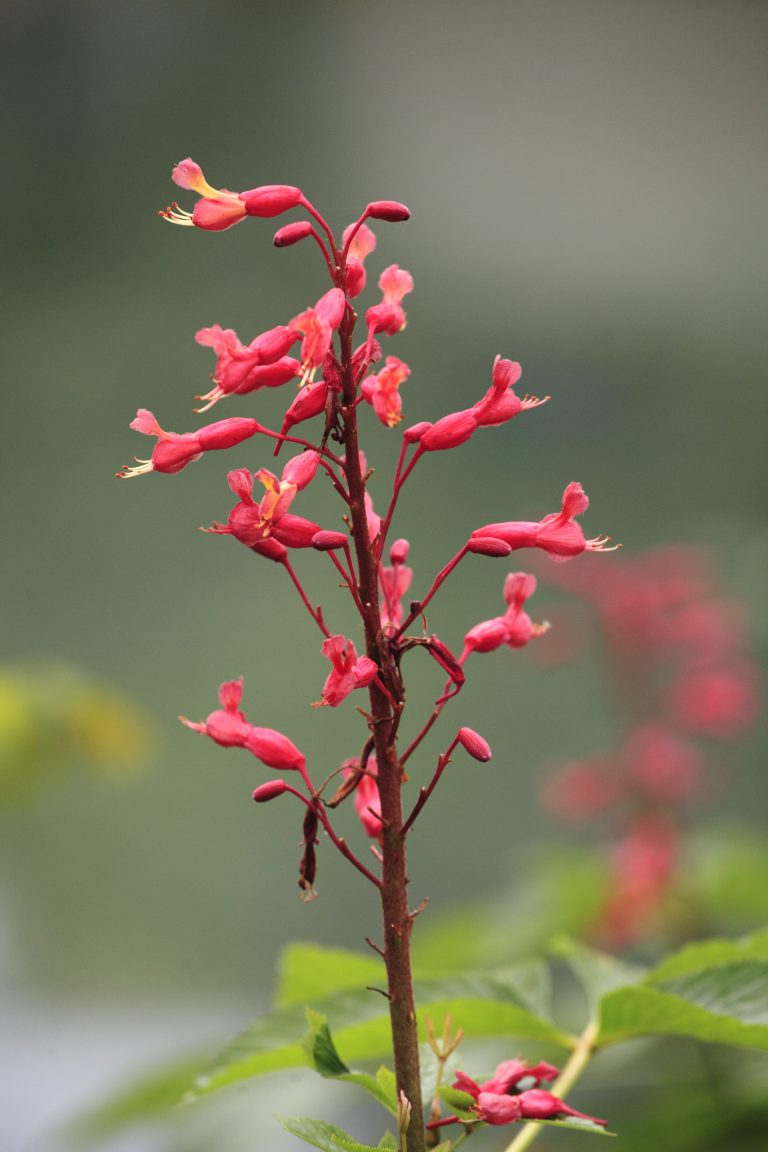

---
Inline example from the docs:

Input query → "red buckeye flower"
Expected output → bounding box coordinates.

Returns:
[117,410,261,478]
[180,678,305,772]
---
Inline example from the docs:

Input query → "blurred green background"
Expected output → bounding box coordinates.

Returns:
[1,1,767,1148]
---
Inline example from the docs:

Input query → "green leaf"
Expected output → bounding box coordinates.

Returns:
[304,1008,350,1077]
[189,970,572,1100]
[278,1115,385,1152]
[302,1008,397,1114]
[646,929,768,983]
[278,943,385,1008]
[438,1085,476,1121]
[598,960,768,1050]
[551,936,645,1015]
[377,1134,398,1150]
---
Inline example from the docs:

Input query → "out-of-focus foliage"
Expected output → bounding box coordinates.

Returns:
[0,662,154,806]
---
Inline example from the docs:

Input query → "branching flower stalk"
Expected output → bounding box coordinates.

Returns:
[119,159,617,1151]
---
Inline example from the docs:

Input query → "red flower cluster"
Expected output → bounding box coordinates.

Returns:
[124,161,615,929]
[540,547,760,947]
[427,1057,606,1132]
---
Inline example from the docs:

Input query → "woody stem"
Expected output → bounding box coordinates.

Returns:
[339,293,426,1152]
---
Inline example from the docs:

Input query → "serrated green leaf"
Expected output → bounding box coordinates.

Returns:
[278,943,385,1008]
[303,1008,350,1077]
[551,936,645,1015]
[598,960,768,1050]
[278,1115,383,1152]
[189,970,573,1100]
[302,1009,397,1114]
[647,929,768,983]
[377,1134,398,1150]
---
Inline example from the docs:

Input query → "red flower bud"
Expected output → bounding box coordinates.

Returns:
[389,538,410,564]
[457,727,492,762]
[241,185,303,218]
[273,221,314,247]
[312,530,349,551]
[366,200,411,222]
[252,779,289,802]
[403,421,432,443]
[466,537,513,557]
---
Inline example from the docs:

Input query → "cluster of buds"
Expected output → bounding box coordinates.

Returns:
[427,1057,606,1131]
[539,547,760,947]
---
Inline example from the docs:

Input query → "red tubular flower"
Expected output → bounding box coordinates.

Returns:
[476,1089,606,1127]
[117,410,260,478]
[471,482,616,562]
[361,356,411,427]
[380,558,413,630]
[418,409,479,451]
[204,453,321,552]
[180,678,305,772]
[240,184,303,217]
[291,287,346,385]
[366,264,414,336]
[342,222,377,298]
[313,635,378,707]
[160,159,248,231]
[461,572,546,659]
[343,757,382,839]
[453,1059,558,1104]
[278,379,329,444]
[161,162,304,231]
[195,324,299,407]
[473,356,549,427]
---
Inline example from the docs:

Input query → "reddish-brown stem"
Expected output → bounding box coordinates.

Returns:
[337,276,426,1151]
[282,784,382,888]
[319,458,351,504]
[376,443,422,561]
[327,550,366,615]
[395,545,470,640]
[402,738,459,835]
[258,424,345,468]
[282,558,330,638]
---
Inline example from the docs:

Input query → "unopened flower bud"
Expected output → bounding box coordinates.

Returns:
[312,530,349,551]
[466,537,513,557]
[241,185,303,218]
[252,779,289,803]
[457,727,492,762]
[366,200,411,222]
[403,421,432,443]
[274,221,314,247]
[389,538,410,564]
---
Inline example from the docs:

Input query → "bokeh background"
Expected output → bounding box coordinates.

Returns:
[2,1,767,1149]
